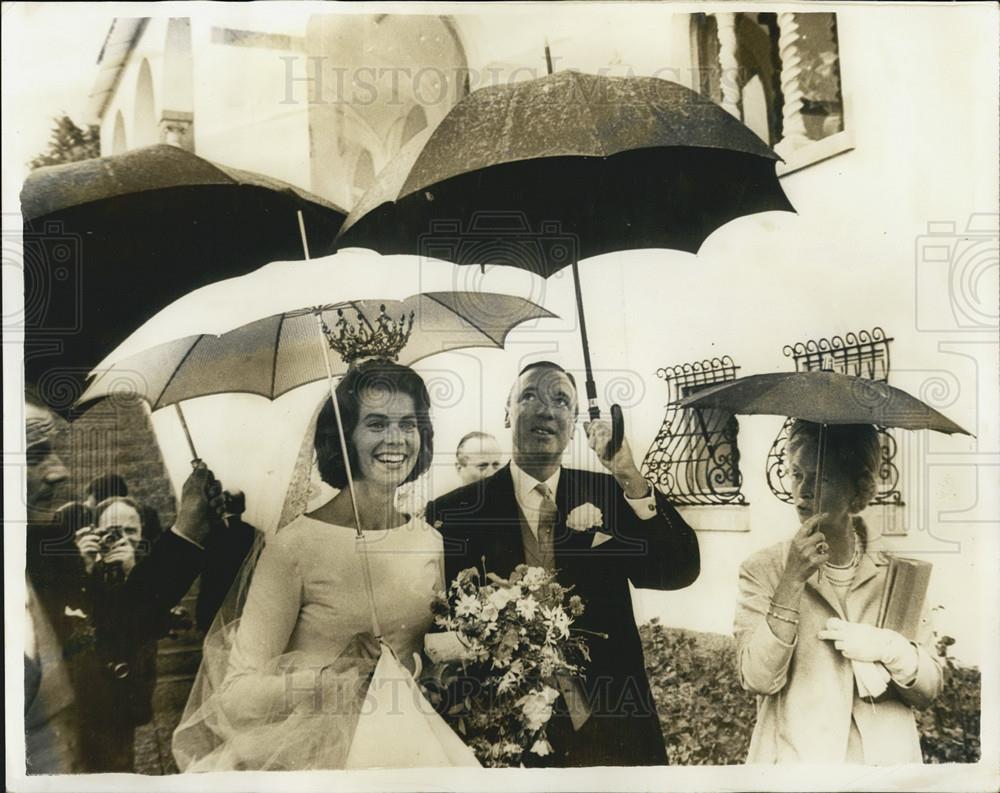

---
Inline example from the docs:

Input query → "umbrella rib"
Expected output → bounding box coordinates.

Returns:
[269,315,284,399]
[422,293,504,346]
[153,336,205,410]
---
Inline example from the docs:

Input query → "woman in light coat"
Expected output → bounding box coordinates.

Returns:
[734,421,942,764]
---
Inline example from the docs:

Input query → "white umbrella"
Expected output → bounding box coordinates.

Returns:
[95,248,547,368]
[79,291,554,410]
[78,248,556,642]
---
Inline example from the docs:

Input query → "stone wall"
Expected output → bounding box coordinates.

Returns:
[54,395,177,528]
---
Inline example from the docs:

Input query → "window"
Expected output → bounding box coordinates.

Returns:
[642,356,747,506]
[765,327,903,506]
[691,11,850,173]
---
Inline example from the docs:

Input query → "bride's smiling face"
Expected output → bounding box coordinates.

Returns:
[351,386,420,488]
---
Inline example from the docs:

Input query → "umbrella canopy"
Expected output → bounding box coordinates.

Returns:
[77,292,555,410]
[338,70,793,268]
[20,144,346,405]
[675,371,971,435]
[337,71,793,446]
[91,248,547,368]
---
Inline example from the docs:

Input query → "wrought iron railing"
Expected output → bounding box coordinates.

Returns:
[765,327,903,505]
[642,356,747,506]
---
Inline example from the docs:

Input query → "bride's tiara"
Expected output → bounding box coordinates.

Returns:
[319,305,415,364]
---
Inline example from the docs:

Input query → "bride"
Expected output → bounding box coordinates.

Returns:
[173,359,447,771]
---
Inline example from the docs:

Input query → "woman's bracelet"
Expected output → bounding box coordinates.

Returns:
[769,600,800,615]
[767,609,799,625]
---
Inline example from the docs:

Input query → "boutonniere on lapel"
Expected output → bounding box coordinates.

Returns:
[566,503,603,532]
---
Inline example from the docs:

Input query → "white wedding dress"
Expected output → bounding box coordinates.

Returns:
[173,514,458,771]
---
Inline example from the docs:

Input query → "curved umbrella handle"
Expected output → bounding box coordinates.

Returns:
[606,403,625,458]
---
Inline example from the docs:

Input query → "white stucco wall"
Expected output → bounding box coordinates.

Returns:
[96,6,995,664]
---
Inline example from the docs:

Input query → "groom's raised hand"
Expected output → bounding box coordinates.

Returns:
[583,418,650,499]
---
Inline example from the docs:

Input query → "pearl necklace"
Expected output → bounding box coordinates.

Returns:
[823,529,863,586]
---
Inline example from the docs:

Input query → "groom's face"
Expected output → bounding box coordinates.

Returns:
[506,366,577,463]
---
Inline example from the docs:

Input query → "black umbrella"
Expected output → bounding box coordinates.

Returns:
[676,370,972,513]
[20,144,346,411]
[338,70,794,448]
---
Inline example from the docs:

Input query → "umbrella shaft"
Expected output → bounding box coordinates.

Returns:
[174,403,199,461]
[314,313,382,639]
[814,423,827,519]
[570,258,601,421]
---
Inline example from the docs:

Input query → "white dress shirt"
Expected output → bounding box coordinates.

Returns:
[509,461,658,541]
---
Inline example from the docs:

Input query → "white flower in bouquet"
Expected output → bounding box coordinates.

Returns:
[498,665,523,694]
[422,564,593,767]
[566,503,603,532]
[515,594,539,620]
[538,644,560,677]
[488,585,520,611]
[542,606,572,640]
[455,592,480,618]
[530,738,553,757]
[521,567,547,590]
[517,686,560,732]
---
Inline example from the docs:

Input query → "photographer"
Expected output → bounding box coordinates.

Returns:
[70,497,158,772]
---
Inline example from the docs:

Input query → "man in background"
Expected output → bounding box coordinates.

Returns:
[23,387,81,773]
[454,431,503,486]
[83,471,163,545]
[22,385,226,774]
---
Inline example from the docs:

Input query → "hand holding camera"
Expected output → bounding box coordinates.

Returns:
[74,526,103,575]
[75,525,136,579]
[101,533,136,578]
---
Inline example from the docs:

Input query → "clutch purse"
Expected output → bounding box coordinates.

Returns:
[853,555,933,699]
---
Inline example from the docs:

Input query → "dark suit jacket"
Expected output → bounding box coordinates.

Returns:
[427,464,700,766]
[120,529,205,641]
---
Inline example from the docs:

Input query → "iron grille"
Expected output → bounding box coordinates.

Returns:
[765,327,903,505]
[642,356,747,506]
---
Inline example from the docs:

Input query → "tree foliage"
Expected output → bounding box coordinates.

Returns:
[29,114,101,170]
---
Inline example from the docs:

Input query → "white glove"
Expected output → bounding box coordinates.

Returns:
[818,617,919,683]
[424,631,473,664]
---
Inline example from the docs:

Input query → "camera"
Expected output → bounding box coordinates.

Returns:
[93,526,126,586]
[914,213,998,332]
[96,525,124,556]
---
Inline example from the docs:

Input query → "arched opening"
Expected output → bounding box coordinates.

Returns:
[111,111,128,154]
[399,105,428,148]
[305,14,468,208]
[134,59,157,147]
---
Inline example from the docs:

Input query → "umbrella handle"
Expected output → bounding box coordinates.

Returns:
[607,403,625,458]
[583,378,624,457]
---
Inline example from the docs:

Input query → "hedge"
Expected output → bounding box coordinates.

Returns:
[639,619,980,765]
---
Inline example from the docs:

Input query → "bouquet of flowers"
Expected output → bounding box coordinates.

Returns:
[420,564,593,767]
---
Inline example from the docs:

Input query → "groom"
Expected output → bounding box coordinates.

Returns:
[427,361,700,766]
